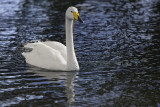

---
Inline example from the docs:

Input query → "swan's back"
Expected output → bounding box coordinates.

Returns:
[43,41,67,60]
[22,41,67,70]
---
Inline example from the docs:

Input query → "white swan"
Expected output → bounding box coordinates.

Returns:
[22,7,83,71]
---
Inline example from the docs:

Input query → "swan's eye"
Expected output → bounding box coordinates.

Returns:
[71,11,73,13]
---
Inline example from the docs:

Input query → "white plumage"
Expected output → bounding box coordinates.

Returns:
[23,41,67,70]
[22,7,83,71]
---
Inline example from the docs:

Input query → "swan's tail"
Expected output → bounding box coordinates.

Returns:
[22,41,40,57]
[24,41,39,48]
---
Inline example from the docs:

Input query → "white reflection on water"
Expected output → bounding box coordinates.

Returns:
[0,66,78,106]
[27,66,78,106]
[0,0,160,106]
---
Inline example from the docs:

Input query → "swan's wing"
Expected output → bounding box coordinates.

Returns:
[22,42,66,70]
[42,41,67,61]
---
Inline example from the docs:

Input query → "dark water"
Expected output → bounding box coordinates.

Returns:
[0,0,160,106]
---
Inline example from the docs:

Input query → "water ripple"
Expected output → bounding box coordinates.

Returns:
[0,0,160,106]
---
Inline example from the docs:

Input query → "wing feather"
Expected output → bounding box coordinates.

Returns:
[22,42,67,70]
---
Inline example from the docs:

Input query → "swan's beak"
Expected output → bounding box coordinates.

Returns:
[73,12,83,23]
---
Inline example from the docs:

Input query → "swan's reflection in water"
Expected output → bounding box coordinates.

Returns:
[27,66,78,106]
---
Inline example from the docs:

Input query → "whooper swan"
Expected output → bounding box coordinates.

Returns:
[22,7,83,71]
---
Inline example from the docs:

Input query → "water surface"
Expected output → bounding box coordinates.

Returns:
[0,0,160,106]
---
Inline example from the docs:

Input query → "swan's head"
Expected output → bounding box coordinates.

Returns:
[66,6,83,23]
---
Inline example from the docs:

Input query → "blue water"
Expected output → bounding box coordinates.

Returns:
[0,0,160,106]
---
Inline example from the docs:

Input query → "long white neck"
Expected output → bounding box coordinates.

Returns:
[65,17,79,71]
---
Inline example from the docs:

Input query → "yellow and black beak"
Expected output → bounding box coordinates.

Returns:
[73,12,83,23]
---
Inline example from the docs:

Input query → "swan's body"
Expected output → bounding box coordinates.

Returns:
[22,7,83,71]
